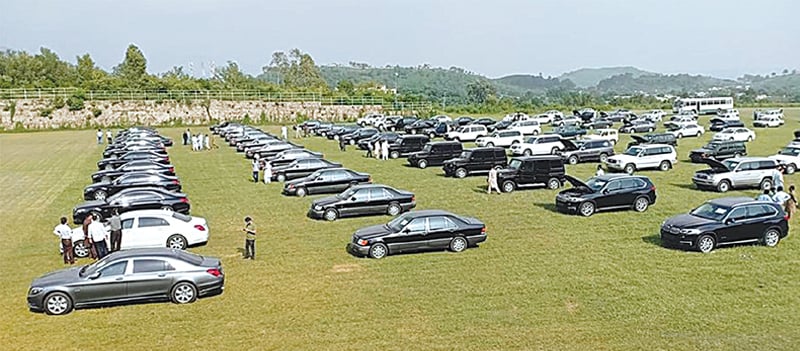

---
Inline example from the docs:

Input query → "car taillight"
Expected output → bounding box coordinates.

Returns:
[169,167,174,172]
[180,198,189,203]
[206,268,222,277]
[172,180,179,184]
[194,224,206,231]
[481,226,486,234]
[784,215,790,220]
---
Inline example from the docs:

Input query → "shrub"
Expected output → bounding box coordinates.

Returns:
[91,106,102,117]
[67,95,85,111]
[39,107,54,118]
[51,96,66,109]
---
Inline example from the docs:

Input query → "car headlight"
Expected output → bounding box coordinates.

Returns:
[313,205,322,211]
[567,196,584,202]
[679,228,701,235]
[357,239,369,246]
[29,287,43,295]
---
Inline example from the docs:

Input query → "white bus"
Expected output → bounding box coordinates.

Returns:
[672,97,734,114]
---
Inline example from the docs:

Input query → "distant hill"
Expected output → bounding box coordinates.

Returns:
[558,66,653,88]
[492,74,575,93]
[594,73,735,94]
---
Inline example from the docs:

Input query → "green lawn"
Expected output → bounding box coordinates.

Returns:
[1,108,799,350]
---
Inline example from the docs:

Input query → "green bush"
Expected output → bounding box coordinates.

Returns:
[39,107,54,117]
[51,96,66,109]
[67,95,85,111]
[91,106,102,117]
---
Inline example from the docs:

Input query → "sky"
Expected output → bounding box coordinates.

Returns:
[1,0,798,79]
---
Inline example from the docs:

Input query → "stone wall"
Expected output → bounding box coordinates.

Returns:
[0,99,384,129]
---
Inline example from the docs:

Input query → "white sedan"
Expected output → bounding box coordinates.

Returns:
[667,123,704,138]
[68,210,209,257]
[712,127,755,142]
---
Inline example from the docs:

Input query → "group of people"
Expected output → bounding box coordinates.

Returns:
[251,155,273,184]
[54,210,123,265]
[754,165,797,218]
[95,129,113,144]
[183,129,216,151]
[361,139,391,160]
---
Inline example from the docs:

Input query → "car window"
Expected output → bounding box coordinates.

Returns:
[351,189,369,201]
[621,178,644,189]
[332,170,349,181]
[759,161,776,170]
[604,180,622,191]
[133,259,174,273]
[428,216,457,231]
[122,218,134,229]
[727,207,747,221]
[99,261,127,277]
[369,188,391,200]
[138,217,169,228]
[745,205,771,218]
[404,218,426,233]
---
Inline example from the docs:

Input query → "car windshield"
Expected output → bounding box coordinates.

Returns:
[690,203,729,221]
[667,125,681,131]
[624,147,643,156]
[722,159,739,170]
[79,255,117,277]
[459,151,471,159]
[508,159,523,170]
[386,213,413,231]
[171,212,192,222]
[779,148,800,156]
[337,188,357,199]
[585,177,607,191]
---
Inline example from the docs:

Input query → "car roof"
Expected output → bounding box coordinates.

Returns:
[118,209,186,219]
[348,183,394,191]
[101,248,197,262]
[404,209,456,217]
[632,143,672,148]
[593,174,649,181]
[512,155,561,161]
[709,197,766,207]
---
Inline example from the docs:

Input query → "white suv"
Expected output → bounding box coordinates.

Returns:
[357,113,384,127]
[770,146,800,174]
[508,120,541,135]
[475,130,524,148]
[667,123,704,138]
[445,124,487,142]
[510,135,565,156]
[604,144,677,174]
[582,128,619,144]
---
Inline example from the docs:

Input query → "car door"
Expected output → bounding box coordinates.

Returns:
[393,217,428,252]
[125,259,178,300]
[732,161,757,187]
[75,259,129,304]
[366,187,392,215]
[119,218,137,248]
[133,216,171,248]
[519,160,536,185]
[597,179,626,209]
[425,216,459,249]
[341,188,371,216]
[717,207,749,243]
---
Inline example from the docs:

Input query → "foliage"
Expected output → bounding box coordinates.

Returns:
[265,49,328,91]
[466,79,497,104]
[113,44,148,87]
[557,66,653,88]
[51,96,65,109]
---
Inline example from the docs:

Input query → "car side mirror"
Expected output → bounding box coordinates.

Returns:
[88,271,101,280]
[725,218,737,225]
[350,197,357,201]
[402,228,410,234]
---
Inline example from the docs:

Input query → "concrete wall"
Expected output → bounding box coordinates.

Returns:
[0,99,384,129]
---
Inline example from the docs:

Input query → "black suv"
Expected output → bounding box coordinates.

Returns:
[560,139,615,165]
[497,156,566,192]
[443,147,508,178]
[556,174,657,217]
[627,133,677,149]
[709,118,745,132]
[387,135,430,159]
[689,141,746,163]
[660,197,789,253]
[407,141,463,169]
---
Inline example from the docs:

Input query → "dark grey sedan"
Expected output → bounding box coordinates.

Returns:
[27,248,224,315]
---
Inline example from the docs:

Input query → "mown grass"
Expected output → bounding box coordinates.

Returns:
[1,108,799,350]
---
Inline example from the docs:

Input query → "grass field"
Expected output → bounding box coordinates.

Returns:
[2,108,800,350]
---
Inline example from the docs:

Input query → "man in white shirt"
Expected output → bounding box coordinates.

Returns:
[204,134,210,150]
[88,215,109,259]
[595,165,605,177]
[96,129,103,144]
[773,186,791,206]
[281,126,288,140]
[54,217,74,264]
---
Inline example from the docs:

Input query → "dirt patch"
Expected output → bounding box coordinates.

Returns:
[331,264,362,273]
[565,299,580,314]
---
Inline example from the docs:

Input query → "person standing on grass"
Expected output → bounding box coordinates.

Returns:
[785,185,797,219]
[339,136,347,152]
[252,156,260,183]
[108,209,122,252]
[263,161,272,184]
[204,134,210,150]
[294,125,302,139]
[54,217,74,265]
[772,165,785,192]
[773,186,790,206]
[242,216,257,260]
[595,165,605,176]
[106,130,113,144]
[365,141,373,158]
[281,125,288,141]
[381,140,389,160]
[374,140,381,159]
[88,214,108,259]
[96,129,103,144]
[183,129,190,145]
[82,215,97,259]
[487,167,501,194]
[210,134,218,149]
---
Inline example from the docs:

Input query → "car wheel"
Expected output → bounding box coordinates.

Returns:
[101,176,111,183]
[455,168,468,179]
[90,211,103,221]
[659,161,671,171]
[161,206,173,212]
[763,228,781,247]
[93,190,107,201]
[349,139,355,145]
[578,202,595,217]
[696,234,715,253]
[429,133,436,139]
[277,174,286,182]
[747,136,753,142]
[387,202,402,216]
[648,128,654,132]
[323,208,338,221]
[449,236,468,253]
[716,180,731,193]
[533,130,539,135]
[369,243,388,259]
[633,196,649,212]
[486,142,494,148]
[599,153,609,163]
[417,159,428,169]
[759,178,773,191]
[296,187,307,197]
[523,149,532,156]
[44,292,73,315]
[677,133,683,139]
[733,152,743,158]
[624,163,635,175]
[547,178,561,190]
[166,234,188,250]
[502,181,515,193]
[786,164,797,174]
[390,151,400,159]
[170,282,198,304]
[73,241,89,258]
[568,155,579,165]
[453,137,460,143]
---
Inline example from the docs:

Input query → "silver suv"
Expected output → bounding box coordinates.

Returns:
[692,157,778,192]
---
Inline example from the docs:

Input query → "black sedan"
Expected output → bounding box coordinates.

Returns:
[357,133,400,150]
[660,197,789,253]
[267,149,323,167]
[452,116,474,126]
[326,125,360,140]
[341,128,379,145]
[619,120,656,133]
[709,118,745,132]
[346,210,487,259]
[308,184,415,221]
[283,168,371,197]
[84,172,181,201]
[27,248,223,315]
[404,120,435,135]
[487,120,513,132]
[97,151,170,170]
[556,174,657,217]
[103,143,166,159]
[73,187,189,224]
[91,161,175,183]
[271,158,342,182]
[470,117,496,127]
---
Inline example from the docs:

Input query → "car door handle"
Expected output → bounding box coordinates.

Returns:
[157,273,166,278]
[115,277,123,281]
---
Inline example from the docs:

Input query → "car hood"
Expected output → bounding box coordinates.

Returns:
[312,196,341,207]
[608,154,637,162]
[563,175,592,191]
[691,147,713,154]
[663,214,716,229]
[74,200,107,211]
[443,158,466,164]
[697,157,729,171]
[354,224,392,240]
[32,266,83,287]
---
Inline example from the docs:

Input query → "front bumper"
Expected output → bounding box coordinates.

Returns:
[555,199,581,214]
[346,243,370,257]
[660,229,696,248]
[691,176,717,188]
[307,207,325,219]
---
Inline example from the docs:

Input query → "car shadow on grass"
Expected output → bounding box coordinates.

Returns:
[532,202,559,213]
[670,183,698,191]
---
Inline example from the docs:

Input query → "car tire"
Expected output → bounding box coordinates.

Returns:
[94,190,107,201]
[429,133,436,139]
[659,161,671,171]
[170,282,198,304]
[417,159,428,169]
[390,151,400,159]
[762,228,781,247]
[523,149,532,156]
[624,163,635,175]
[716,180,731,193]
[296,187,307,197]
[369,243,388,259]
[323,208,338,221]
[166,234,188,250]
[648,128,654,132]
[277,174,286,182]
[90,211,103,222]
[73,240,89,258]
[449,236,468,253]
[533,130,539,135]
[387,202,402,216]
[502,181,515,193]
[633,196,649,212]
[568,155,579,165]
[696,234,715,253]
[677,133,683,139]
[759,178,773,191]
[599,153,609,163]
[486,142,494,148]
[547,178,561,190]
[349,139,355,145]
[101,176,111,183]
[786,163,797,174]
[455,168,468,179]
[733,152,743,158]
[44,292,73,315]
[578,202,595,217]
[454,137,461,143]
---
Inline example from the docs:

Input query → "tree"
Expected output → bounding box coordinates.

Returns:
[114,44,149,87]
[336,79,355,94]
[264,49,328,91]
[466,79,496,104]
[213,61,250,89]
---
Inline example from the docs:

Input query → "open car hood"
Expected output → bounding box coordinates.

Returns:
[697,157,729,171]
[629,135,648,143]
[564,174,592,191]
[794,130,800,139]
